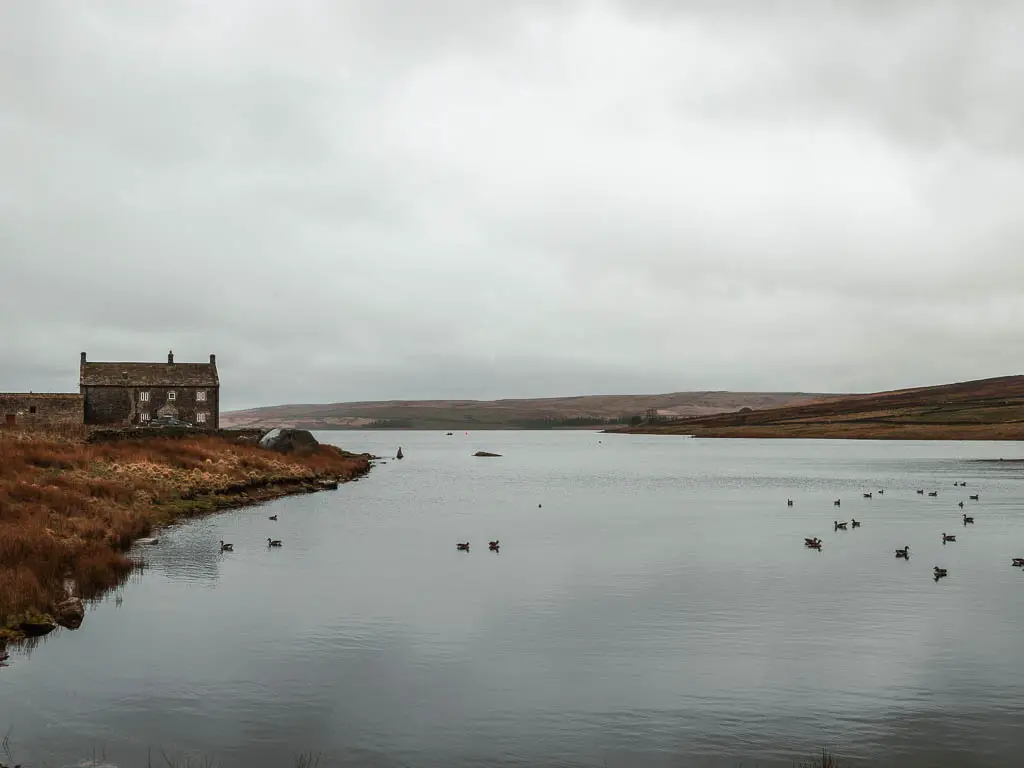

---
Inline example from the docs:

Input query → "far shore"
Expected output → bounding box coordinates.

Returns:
[0,431,371,645]
[609,423,1024,440]
[611,374,1024,441]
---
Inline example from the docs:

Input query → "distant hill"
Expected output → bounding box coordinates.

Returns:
[221,391,831,430]
[614,375,1024,440]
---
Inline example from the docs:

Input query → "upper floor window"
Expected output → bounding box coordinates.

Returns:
[29,406,37,414]
[196,391,207,402]
[167,391,176,401]
[139,391,150,402]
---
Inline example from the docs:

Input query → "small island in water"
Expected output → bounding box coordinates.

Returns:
[0,429,370,645]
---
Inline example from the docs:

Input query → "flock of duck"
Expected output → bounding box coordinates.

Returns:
[453,505,544,553]
[216,512,283,552]
[797,481,1024,581]
[456,540,501,552]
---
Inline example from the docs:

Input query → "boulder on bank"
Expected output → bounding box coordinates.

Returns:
[474,451,502,457]
[19,618,56,637]
[53,597,85,630]
[259,428,320,454]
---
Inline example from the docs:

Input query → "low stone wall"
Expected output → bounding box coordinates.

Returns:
[87,426,268,444]
[0,393,84,431]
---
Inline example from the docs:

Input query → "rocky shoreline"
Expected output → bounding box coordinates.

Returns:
[0,429,372,647]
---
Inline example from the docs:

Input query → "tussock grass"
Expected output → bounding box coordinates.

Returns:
[795,747,842,767]
[0,434,369,637]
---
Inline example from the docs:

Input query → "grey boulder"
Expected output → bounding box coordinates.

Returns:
[259,428,320,453]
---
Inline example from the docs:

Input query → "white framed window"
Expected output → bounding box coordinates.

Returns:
[140,412,150,422]
[167,391,176,401]
[139,391,150,403]
[196,390,207,402]
[196,412,207,424]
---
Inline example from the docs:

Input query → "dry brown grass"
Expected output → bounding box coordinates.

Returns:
[0,434,369,637]
[221,391,831,430]
[620,374,1024,440]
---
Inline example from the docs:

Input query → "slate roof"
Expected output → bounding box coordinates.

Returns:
[80,362,219,387]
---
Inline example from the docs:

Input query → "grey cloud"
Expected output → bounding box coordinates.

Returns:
[2,0,1022,409]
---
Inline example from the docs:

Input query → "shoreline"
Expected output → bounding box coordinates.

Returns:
[610,423,1024,440]
[0,432,371,646]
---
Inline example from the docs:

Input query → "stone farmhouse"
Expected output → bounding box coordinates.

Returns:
[0,351,220,430]
[80,351,220,428]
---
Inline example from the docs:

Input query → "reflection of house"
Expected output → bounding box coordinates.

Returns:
[80,350,220,429]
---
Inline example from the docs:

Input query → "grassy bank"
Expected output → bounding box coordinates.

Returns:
[0,433,370,641]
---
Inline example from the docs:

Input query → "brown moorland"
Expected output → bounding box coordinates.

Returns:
[0,433,369,641]
[221,391,831,430]
[614,375,1024,439]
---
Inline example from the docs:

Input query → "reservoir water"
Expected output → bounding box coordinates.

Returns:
[3,431,1024,767]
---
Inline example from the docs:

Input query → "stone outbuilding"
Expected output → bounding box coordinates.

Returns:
[0,393,84,429]
[79,350,220,429]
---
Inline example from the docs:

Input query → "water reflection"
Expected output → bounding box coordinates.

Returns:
[2,433,1024,767]
[133,520,227,586]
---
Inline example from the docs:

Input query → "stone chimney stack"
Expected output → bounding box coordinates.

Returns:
[209,353,216,365]
[80,351,87,365]
[168,350,174,364]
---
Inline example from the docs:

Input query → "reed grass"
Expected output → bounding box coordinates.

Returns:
[0,434,369,638]
[0,730,842,768]
[796,747,842,767]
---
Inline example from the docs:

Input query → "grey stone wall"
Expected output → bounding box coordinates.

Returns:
[0,394,84,429]
[87,426,264,444]
[83,385,219,428]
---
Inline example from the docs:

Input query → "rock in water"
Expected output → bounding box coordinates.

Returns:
[396,446,404,460]
[19,618,56,637]
[474,451,502,457]
[54,597,85,630]
[259,428,320,454]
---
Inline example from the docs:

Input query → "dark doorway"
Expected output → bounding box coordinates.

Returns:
[4,414,15,426]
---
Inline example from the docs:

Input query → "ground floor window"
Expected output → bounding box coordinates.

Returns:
[196,412,207,424]
[140,412,150,422]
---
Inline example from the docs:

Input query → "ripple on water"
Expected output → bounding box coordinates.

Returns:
[5,433,1024,768]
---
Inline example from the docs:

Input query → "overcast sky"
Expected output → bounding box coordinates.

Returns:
[2,1,1023,410]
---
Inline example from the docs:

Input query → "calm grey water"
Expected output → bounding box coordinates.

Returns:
[3,432,1024,767]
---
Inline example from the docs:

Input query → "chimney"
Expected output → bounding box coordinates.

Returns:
[80,352,87,365]
[209,353,216,365]
[168,350,174,364]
